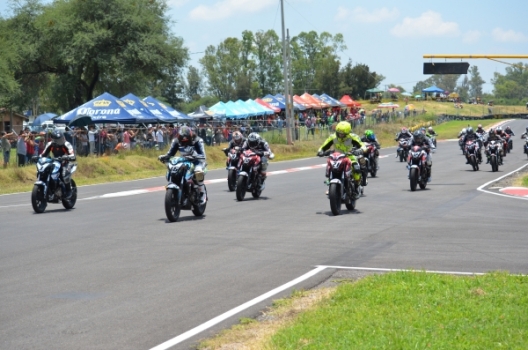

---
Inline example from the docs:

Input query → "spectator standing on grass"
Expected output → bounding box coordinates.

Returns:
[88,125,97,155]
[17,131,27,166]
[79,130,88,156]
[25,133,35,163]
[156,125,164,149]
[1,131,14,168]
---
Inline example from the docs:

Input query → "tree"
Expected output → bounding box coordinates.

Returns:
[7,0,189,113]
[339,60,384,99]
[468,66,485,98]
[456,75,470,102]
[184,65,203,102]
[491,63,528,102]
[252,30,282,96]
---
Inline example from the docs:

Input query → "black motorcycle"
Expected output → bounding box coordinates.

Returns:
[464,140,480,171]
[486,140,502,172]
[397,139,411,162]
[31,157,77,213]
[223,146,241,191]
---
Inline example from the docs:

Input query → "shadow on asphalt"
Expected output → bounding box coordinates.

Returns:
[317,209,362,216]
[231,196,269,202]
[31,208,76,215]
[161,215,207,223]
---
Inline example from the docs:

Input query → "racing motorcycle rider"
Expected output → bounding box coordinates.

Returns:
[158,126,207,204]
[408,130,435,182]
[39,129,76,199]
[457,128,467,138]
[504,125,515,137]
[462,126,483,164]
[427,126,438,137]
[241,132,274,190]
[317,121,367,198]
[475,124,486,138]
[360,129,380,170]
[223,130,245,159]
[484,128,505,165]
[394,127,413,158]
[520,126,528,139]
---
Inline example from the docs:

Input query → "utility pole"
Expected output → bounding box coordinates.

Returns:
[280,0,292,145]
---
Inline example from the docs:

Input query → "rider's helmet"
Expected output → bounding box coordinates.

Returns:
[232,131,243,145]
[364,129,375,142]
[178,126,194,146]
[335,121,351,141]
[401,127,408,134]
[461,128,467,134]
[477,124,483,131]
[505,126,511,132]
[247,132,260,148]
[467,126,474,134]
[428,126,434,133]
[420,127,426,134]
[50,129,65,146]
[489,128,495,135]
[413,130,424,142]
[496,126,503,134]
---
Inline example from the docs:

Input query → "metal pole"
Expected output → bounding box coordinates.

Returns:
[287,29,295,144]
[280,0,292,145]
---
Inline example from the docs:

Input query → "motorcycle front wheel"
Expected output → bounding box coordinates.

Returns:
[227,169,237,192]
[236,176,247,201]
[370,158,377,177]
[164,188,181,222]
[328,183,342,216]
[31,185,47,213]
[409,168,418,192]
[470,155,479,171]
[491,155,498,172]
[61,179,77,209]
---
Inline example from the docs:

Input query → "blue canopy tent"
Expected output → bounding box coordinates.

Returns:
[122,93,176,124]
[235,100,262,117]
[422,85,444,93]
[209,101,245,119]
[53,92,153,125]
[225,101,249,119]
[261,94,285,110]
[317,93,346,107]
[246,99,275,115]
[142,96,192,121]
[31,112,58,127]
[274,94,306,111]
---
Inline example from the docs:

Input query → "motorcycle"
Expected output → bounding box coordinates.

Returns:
[523,136,528,158]
[357,143,377,182]
[459,135,466,155]
[161,154,207,222]
[236,149,271,201]
[223,146,242,191]
[31,156,77,213]
[397,139,411,162]
[486,140,502,172]
[464,140,480,171]
[427,133,437,148]
[320,150,361,215]
[407,146,428,191]
[503,133,512,153]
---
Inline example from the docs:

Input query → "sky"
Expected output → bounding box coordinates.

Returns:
[2,0,527,95]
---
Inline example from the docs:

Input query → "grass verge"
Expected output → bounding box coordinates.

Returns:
[199,271,528,349]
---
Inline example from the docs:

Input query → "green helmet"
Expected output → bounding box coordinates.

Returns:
[335,121,351,139]
[364,129,375,141]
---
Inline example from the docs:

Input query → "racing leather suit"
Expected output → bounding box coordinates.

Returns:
[40,141,77,195]
[462,132,483,162]
[409,136,435,180]
[241,138,274,185]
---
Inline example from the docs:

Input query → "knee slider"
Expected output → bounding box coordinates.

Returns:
[194,171,205,182]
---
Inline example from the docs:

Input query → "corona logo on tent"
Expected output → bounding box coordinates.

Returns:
[140,101,149,107]
[122,99,135,106]
[116,100,127,108]
[94,99,112,107]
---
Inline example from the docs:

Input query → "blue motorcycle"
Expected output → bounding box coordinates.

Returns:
[161,155,207,222]
[31,157,77,213]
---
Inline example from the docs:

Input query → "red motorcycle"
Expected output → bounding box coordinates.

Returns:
[502,133,511,154]
[365,142,378,178]
[320,150,359,215]
[236,149,265,201]
[464,140,480,171]
[223,146,242,191]
[407,145,428,191]
[397,139,411,162]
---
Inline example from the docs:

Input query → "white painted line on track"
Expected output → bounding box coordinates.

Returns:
[477,163,528,201]
[150,264,508,349]
[148,266,327,350]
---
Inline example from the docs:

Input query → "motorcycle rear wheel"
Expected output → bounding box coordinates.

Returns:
[31,185,47,213]
[164,188,181,222]
[192,186,207,216]
[227,169,237,192]
[491,156,498,172]
[61,179,77,209]
[236,176,247,201]
[329,183,342,216]
[409,168,418,192]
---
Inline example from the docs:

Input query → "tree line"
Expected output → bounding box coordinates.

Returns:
[0,0,526,117]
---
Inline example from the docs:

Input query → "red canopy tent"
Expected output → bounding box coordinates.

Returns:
[301,93,331,109]
[255,98,280,113]
[293,95,314,109]
[340,95,362,107]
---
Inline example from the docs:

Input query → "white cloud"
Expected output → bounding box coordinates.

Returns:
[189,0,276,21]
[463,30,481,43]
[492,27,527,42]
[167,0,190,8]
[390,11,460,38]
[335,6,399,23]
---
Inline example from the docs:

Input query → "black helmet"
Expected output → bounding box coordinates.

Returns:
[413,130,423,141]
[178,126,193,146]
[50,129,65,146]
[247,132,260,148]
[467,126,474,134]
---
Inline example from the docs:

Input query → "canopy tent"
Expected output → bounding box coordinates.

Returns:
[234,100,259,117]
[274,94,306,111]
[301,93,331,108]
[314,93,346,107]
[122,93,177,124]
[415,94,423,99]
[262,94,285,110]
[401,92,413,97]
[142,96,192,121]
[292,95,313,109]
[255,98,280,113]
[245,99,275,115]
[377,102,399,108]
[387,87,400,93]
[366,88,384,94]
[422,85,445,93]
[226,101,250,119]
[54,92,153,125]
[448,92,460,98]
[188,105,222,120]
[209,101,230,118]
[339,95,362,107]
[31,112,58,127]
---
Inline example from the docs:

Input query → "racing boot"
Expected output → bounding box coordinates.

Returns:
[259,172,267,190]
